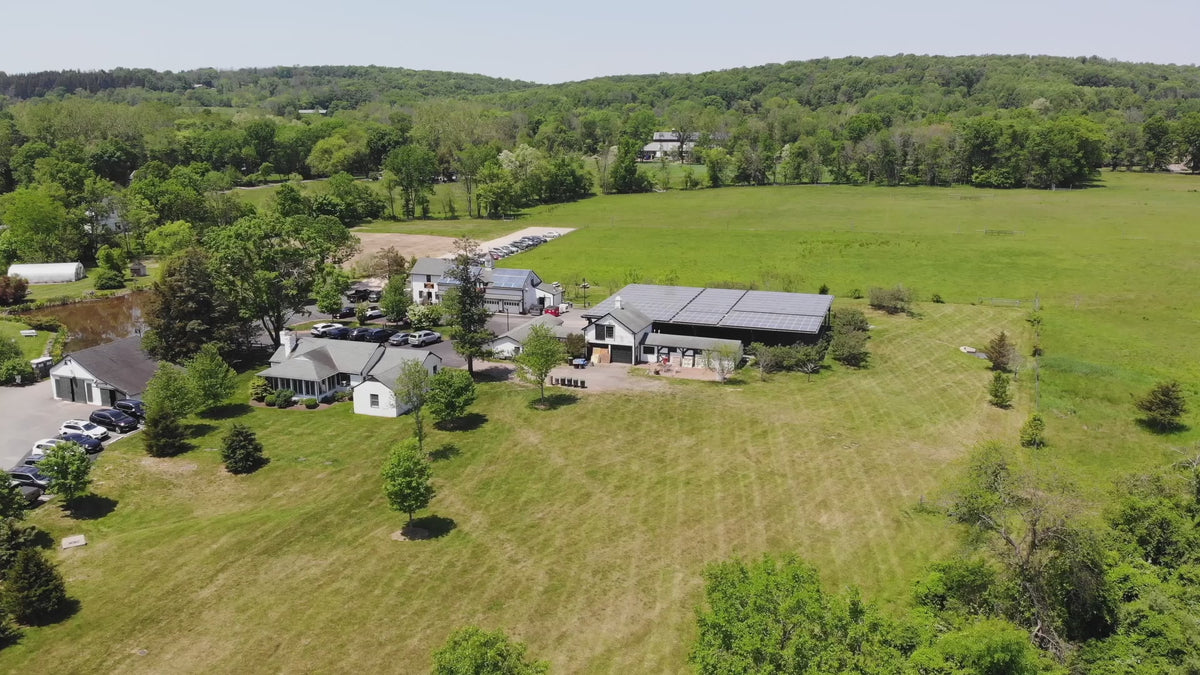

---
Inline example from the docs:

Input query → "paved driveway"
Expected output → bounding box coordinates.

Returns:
[0,383,104,470]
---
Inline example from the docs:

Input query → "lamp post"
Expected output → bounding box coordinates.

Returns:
[580,278,590,308]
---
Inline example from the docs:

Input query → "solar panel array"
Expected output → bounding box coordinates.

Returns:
[585,284,832,335]
[489,269,532,289]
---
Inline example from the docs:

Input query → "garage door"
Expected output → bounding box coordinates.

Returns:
[610,345,633,364]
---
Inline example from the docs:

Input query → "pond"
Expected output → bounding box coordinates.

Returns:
[25,292,151,351]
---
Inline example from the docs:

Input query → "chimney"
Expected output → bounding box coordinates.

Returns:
[614,295,623,310]
[280,330,297,358]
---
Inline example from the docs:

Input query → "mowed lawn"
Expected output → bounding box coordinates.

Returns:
[504,171,1200,467]
[12,303,1042,673]
[0,320,51,359]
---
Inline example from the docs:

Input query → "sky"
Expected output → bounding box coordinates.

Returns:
[2,0,1197,83]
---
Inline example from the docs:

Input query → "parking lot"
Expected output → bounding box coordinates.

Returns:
[0,384,135,473]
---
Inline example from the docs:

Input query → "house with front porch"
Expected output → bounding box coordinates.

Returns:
[258,331,442,417]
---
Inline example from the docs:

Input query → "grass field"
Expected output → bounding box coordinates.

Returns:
[6,171,1199,672]
[11,303,1046,673]
[23,268,155,301]
[0,320,51,359]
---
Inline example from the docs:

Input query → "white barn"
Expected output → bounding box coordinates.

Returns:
[7,263,85,284]
[49,336,157,406]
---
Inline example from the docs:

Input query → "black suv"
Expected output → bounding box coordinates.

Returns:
[89,408,139,433]
[332,306,357,319]
[113,398,146,420]
[363,328,396,343]
[348,327,374,341]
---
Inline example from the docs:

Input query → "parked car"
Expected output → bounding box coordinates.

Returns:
[348,327,374,341]
[543,305,561,317]
[367,290,382,302]
[31,438,68,457]
[345,288,371,302]
[8,467,51,490]
[544,230,560,239]
[387,332,414,346]
[12,482,42,505]
[59,419,109,440]
[408,330,442,347]
[363,328,397,343]
[500,245,518,255]
[363,306,385,321]
[332,306,357,319]
[113,398,146,420]
[54,433,104,454]
[325,326,352,340]
[310,322,344,337]
[90,408,139,433]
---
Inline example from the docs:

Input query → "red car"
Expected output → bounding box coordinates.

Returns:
[543,306,561,316]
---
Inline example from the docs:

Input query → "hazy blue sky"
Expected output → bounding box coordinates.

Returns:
[2,0,1197,82]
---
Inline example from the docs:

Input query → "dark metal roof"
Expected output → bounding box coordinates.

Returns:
[63,336,157,396]
[584,284,833,335]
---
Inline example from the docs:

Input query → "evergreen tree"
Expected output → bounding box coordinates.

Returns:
[0,482,29,520]
[142,405,190,458]
[989,371,1012,408]
[1134,381,1188,431]
[987,331,1016,372]
[221,424,266,474]
[1020,413,1046,448]
[0,518,38,573]
[444,238,493,374]
[2,548,69,625]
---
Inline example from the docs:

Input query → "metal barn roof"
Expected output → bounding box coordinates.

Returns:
[584,284,833,335]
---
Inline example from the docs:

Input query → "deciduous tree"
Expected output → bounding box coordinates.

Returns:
[381,437,435,524]
[515,324,567,405]
[37,442,91,504]
[427,369,477,428]
[394,360,432,452]
[142,247,246,362]
[184,343,237,411]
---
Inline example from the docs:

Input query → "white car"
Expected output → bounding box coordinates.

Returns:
[310,322,344,337]
[363,306,385,321]
[408,330,442,347]
[59,419,109,440]
[543,231,560,239]
[30,438,65,458]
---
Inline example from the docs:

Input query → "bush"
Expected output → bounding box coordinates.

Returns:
[931,293,944,303]
[264,394,277,407]
[849,288,864,299]
[1019,413,1046,448]
[304,398,319,409]
[831,308,870,334]
[92,268,126,290]
[0,359,35,386]
[868,286,912,314]
[829,330,870,367]
[333,390,350,403]
[817,283,830,295]
[564,332,586,359]
[407,304,443,331]
[0,276,29,306]
[249,377,272,403]
[221,423,266,474]
[274,388,296,409]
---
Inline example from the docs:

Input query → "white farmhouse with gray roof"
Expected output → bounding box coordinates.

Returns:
[488,314,577,359]
[409,258,550,314]
[258,331,442,417]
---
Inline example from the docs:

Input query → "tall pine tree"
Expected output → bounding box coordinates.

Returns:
[445,238,493,374]
[2,548,68,625]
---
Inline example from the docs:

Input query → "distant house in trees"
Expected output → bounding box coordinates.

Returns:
[641,131,699,161]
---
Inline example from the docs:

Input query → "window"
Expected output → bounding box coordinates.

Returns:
[596,324,614,340]
[369,394,379,408]
[642,346,656,356]
[85,381,94,402]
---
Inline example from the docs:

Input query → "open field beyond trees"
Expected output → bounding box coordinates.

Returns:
[6,170,1200,672]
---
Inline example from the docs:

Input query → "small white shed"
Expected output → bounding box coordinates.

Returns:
[7,262,86,284]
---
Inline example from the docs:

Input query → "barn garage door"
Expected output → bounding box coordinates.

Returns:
[610,345,633,364]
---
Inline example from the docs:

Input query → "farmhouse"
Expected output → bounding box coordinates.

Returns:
[409,258,551,314]
[489,314,576,359]
[49,335,157,405]
[581,284,833,365]
[258,331,441,417]
[641,131,698,161]
[7,262,86,284]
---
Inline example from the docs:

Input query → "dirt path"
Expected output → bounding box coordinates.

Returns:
[349,227,577,269]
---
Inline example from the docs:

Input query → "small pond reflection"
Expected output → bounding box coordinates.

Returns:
[25,293,150,351]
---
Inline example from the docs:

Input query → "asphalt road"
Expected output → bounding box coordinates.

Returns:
[0,383,137,472]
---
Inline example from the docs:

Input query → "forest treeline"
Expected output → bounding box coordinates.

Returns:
[2,55,1200,270]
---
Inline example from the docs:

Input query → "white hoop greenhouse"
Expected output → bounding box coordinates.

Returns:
[6,262,86,284]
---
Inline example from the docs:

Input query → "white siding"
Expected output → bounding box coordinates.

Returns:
[353,380,400,417]
[48,358,107,405]
[490,337,521,359]
[589,317,636,347]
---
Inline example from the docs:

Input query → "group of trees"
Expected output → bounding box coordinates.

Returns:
[5,56,1200,267]
[141,347,237,458]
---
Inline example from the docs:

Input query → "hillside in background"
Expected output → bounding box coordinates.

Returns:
[3,55,1200,118]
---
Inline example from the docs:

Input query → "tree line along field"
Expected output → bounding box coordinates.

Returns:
[4,171,1197,672]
